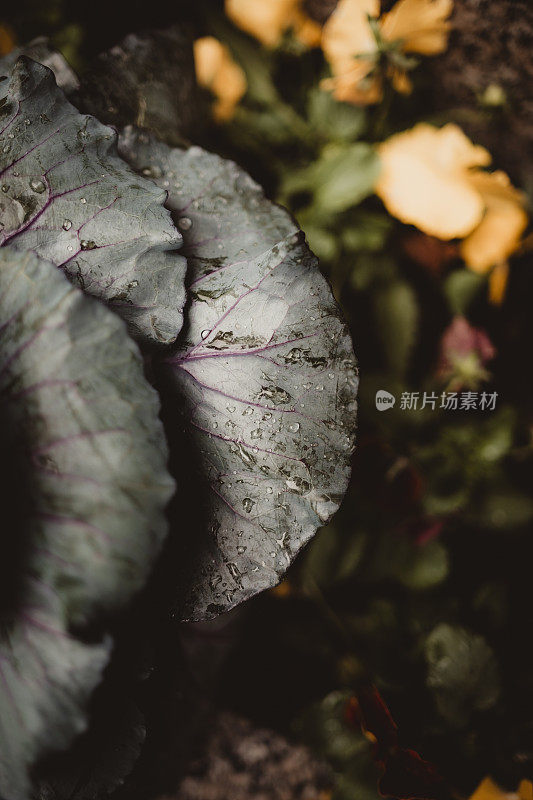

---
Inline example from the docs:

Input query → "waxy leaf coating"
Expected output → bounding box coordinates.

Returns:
[0,57,186,344]
[0,587,110,800]
[0,246,174,626]
[0,37,79,94]
[0,246,175,799]
[119,129,358,619]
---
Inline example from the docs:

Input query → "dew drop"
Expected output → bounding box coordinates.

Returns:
[226,405,236,413]
[80,239,96,250]
[30,179,45,193]
[242,498,255,513]
[266,487,273,494]
[62,219,72,231]
[80,197,87,204]
[178,216,192,231]
[201,329,210,340]
[288,422,300,433]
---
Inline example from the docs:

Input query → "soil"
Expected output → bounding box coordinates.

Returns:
[173,713,332,800]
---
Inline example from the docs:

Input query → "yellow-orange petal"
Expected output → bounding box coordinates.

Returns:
[519,781,533,800]
[194,37,247,122]
[0,24,16,56]
[469,777,520,800]
[460,170,528,272]
[390,66,413,94]
[321,0,381,104]
[321,62,383,104]
[376,124,490,239]
[488,261,509,305]
[225,0,317,48]
[380,0,452,54]
[292,9,323,47]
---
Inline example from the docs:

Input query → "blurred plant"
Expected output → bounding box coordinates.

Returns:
[321,0,452,104]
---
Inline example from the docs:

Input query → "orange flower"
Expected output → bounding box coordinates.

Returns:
[322,0,452,104]
[376,123,528,303]
[225,0,322,48]
[194,37,247,122]
[469,777,533,800]
[0,24,16,56]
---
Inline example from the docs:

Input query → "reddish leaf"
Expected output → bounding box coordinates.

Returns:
[346,687,445,800]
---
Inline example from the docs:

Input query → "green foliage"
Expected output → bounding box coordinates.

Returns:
[425,624,501,728]
[374,280,419,377]
[197,9,533,796]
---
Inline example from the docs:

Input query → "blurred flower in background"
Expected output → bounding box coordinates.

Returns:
[437,316,496,390]
[321,0,452,103]
[225,0,322,48]
[470,777,533,800]
[0,23,15,55]
[194,36,247,121]
[376,123,528,301]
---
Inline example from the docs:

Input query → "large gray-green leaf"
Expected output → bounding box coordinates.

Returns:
[0,585,110,800]
[0,37,79,93]
[75,26,198,146]
[0,246,174,626]
[119,129,358,619]
[0,57,186,344]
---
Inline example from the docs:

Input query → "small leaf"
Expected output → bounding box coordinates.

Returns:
[371,535,448,590]
[307,88,366,142]
[119,128,358,620]
[283,144,381,213]
[467,488,533,529]
[303,525,367,589]
[444,270,486,315]
[425,624,500,728]
[0,57,186,344]
[374,281,419,377]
